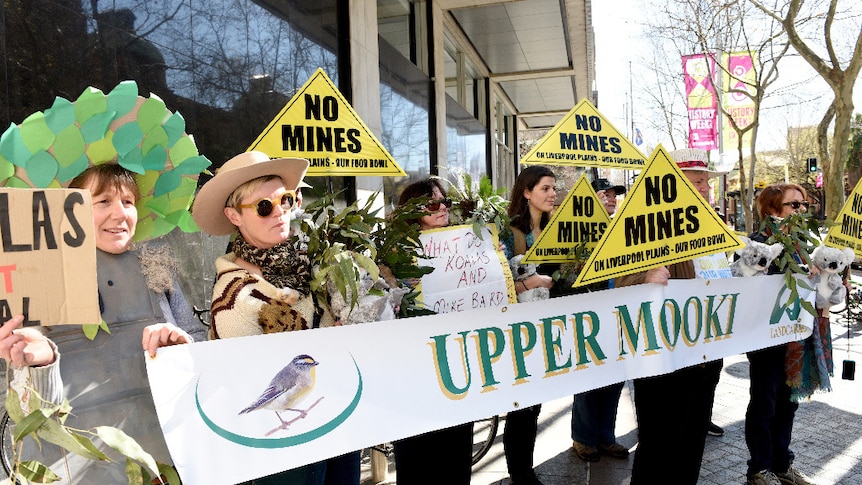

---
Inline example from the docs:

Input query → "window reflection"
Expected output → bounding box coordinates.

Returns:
[378,37,431,205]
[446,95,486,184]
[2,0,340,176]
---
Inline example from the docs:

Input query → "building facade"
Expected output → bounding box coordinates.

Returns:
[2,0,594,204]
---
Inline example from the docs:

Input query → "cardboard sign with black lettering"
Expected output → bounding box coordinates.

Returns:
[523,174,611,263]
[248,68,406,176]
[0,188,99,325]
[573,145,742,286]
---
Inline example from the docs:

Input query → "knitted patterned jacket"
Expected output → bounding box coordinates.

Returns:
[209,253,335,340]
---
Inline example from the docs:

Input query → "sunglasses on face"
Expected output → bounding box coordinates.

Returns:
[421,198,453,212]
[235,191,297,217]
[782,200,809,211]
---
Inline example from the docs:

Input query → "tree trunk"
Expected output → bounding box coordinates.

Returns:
[827,87,856,219]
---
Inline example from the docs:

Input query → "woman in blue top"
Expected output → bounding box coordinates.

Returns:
[502,165,556,485]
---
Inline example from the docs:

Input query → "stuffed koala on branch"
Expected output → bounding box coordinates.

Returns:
[810,245,855,310]
[730,236,783,277]
[508,255,550,303]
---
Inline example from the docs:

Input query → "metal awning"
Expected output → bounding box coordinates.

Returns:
[446,0,595,129]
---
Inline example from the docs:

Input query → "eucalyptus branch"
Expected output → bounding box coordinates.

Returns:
[439,173,511,240]
[759,211,824,317]
[4,387,175,484]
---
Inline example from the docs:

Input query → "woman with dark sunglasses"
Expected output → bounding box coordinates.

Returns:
[741,183,816,485]
[390,177,474,485]
[192,151,359,485]
[397,177,453,230]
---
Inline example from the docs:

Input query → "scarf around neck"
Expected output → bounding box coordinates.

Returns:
[230,233,311,295]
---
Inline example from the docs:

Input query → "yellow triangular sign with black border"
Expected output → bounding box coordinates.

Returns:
[523,174,611,263]
[573,145,742,286]
[824,177,862,257]
[248,68,406,176]
[521,98,647,169]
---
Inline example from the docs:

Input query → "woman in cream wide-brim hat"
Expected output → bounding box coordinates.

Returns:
[192,151,310,236]
[191,151,355,484]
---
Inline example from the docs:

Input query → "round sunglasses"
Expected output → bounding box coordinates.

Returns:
[235,190,297,217]
[421,197,453,212]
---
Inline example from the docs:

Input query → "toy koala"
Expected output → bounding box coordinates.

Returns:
[327,263,408,325]
[730,236,783,277]
[508,255,550,303]
[810,245,855,309]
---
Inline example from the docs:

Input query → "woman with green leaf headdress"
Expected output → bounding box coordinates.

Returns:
[0,81,209,484]
[1,163,201,484]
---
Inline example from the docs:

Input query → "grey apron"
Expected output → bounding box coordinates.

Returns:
[20,249,174,484]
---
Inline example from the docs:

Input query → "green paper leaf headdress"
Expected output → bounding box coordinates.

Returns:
[0,80,211,241]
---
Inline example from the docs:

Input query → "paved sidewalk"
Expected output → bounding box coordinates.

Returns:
[362,310,862,485]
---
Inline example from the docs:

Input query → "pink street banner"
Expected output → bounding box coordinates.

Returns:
[722,51,757,150]
[683,53,719,151]
[147,275,814,484]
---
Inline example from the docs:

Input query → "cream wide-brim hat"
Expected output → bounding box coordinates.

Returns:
[669,148,726,178]
[192,151,310,236]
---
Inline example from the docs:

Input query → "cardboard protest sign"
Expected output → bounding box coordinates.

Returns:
[824,178,862,257]
[520,98,646,168]
[416,225,516,312]
[147,274,814,484]
[247,68,406,176]
[523,174,611,263]
[0,188,99,325]
[574,145,742,286]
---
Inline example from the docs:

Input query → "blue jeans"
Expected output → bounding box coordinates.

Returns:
[570,382,625,446]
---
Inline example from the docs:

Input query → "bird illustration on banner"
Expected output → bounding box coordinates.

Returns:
[239,354,324,436]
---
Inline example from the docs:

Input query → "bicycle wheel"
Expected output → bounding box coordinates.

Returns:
[846,288,862,321]
[471,415,499,465]
[0,411,18,482]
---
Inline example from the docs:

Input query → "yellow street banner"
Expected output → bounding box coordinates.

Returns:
[248,68,405,176]
[573,145,742,286]
[523,174,611,263]
[824,178,862,257]
[521,99,646,168]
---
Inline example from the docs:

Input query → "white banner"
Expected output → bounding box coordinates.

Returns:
[147,274,814,484]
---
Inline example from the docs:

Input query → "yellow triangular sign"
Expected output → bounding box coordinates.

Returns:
[248,68,406,176]
[521,98,647,168]
[824,178,862,257]
[523,174,611,263]
[573,145,742,286]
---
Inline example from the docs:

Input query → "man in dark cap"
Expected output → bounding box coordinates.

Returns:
[591,178,626,216]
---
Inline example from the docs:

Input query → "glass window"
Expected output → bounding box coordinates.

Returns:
[2,0,340,172]
[446,95,486,184]
[378,37,432,206]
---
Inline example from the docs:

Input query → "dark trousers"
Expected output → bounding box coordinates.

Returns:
[252,450,361,485]
[630,360,721,485]
[393,422,474,484]
[745,344,797,476]
[571,382,625,446]
[504,404,542,480]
